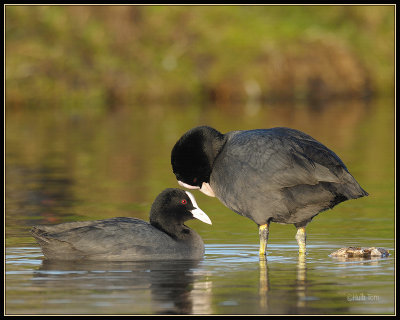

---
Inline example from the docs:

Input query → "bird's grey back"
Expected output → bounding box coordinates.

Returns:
[211,128,367,225]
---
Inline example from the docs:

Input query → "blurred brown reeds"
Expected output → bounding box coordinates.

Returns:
[5,5,394,113]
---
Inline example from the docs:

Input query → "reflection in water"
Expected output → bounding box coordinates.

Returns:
[296,254,307,309]
[331,255,389,264]
[34,259,212,314]
[259,254,310,313]
[6,163,76,225]
[6,245,394,315]
[259,257,268,309]
[190,278,213,314]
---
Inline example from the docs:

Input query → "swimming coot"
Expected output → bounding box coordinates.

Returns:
[31,188,212,261]
[171,126,368,256]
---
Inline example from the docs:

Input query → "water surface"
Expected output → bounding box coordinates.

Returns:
[5,98,395,314]
[5,243,395,315]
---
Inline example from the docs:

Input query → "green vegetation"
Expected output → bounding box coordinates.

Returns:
[5,5,394,113]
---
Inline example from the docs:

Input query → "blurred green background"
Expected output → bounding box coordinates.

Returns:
[6,5,394,114]
[5,5,395,247]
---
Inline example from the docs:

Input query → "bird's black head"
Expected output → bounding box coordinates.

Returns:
[149,188,211,235]
[171,126,226,188]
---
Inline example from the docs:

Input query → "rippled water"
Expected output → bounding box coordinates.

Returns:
[5,99,395,314]
[5,242,394,315]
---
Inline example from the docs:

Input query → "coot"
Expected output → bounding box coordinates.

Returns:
[171,126,368,255]
[31,188,212,261]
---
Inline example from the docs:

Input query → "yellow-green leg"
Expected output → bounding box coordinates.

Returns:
[295,227,307,254]
[259,223,270,257]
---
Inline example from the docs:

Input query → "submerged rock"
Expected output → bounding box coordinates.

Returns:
[330,247,389,258]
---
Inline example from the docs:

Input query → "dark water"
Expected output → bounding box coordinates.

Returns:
[5,98,395,315]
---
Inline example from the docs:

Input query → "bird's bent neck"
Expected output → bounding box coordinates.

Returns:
[202,129,227,180]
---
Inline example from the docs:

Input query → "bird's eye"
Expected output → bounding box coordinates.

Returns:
[181,199,187,204]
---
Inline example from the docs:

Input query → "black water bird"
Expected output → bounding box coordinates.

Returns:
[31,188,211,261]
[171,126,368,256]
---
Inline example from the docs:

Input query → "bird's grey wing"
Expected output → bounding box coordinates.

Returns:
[224,129,344,188]
[32,218,172,258]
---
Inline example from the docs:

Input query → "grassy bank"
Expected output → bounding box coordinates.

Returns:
[5,5,394,113]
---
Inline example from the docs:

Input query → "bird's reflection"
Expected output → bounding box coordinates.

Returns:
[34,259,211,314]
[259,257,269,309]
[330,255,388,264]
[259,254,307,312]
[296,253,307,309]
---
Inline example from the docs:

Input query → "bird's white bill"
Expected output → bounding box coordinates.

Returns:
[178,180,200,189]
[191,207,212,225]
[185,191,212,225]
[200,182,216,197]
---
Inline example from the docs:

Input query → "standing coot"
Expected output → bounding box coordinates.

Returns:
[171,126,368,256]
[31,188,212,261]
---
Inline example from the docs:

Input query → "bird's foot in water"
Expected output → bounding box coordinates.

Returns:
[298,245,307,255]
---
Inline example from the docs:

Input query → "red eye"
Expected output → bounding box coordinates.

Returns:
[181,199,187,204]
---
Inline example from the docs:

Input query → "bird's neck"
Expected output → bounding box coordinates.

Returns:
[203,133,227,180]
[150,218,192,241]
